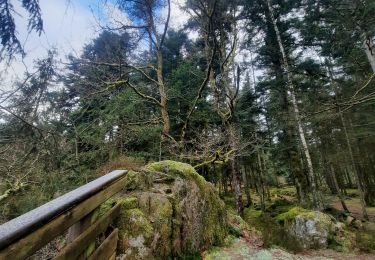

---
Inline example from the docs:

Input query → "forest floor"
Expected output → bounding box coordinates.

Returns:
[204,237,375,260]
[206,186,375,260]
[328,195,375,221]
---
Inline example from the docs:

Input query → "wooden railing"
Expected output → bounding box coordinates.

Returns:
[0,169,128,259]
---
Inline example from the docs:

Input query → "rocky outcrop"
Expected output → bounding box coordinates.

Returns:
[277,207,334,249]
[112,160,227,259]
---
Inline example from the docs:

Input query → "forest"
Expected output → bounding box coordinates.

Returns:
[0,0,375,259]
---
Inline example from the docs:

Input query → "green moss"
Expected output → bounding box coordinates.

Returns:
[328,228,354,253]
[223,235,236,247]
[116,208,153,240]
[148,194,173,257]
[123,170,150,191]
[85,243,96,258]
[114,160,228,257]
[228,211,252,234]
[244,207,263,221]
[242,206,304,252]
[201,187,228,247]
[146,160,207,191]
[243,207,266,234]
[90,198,116,223]
[228,224,242,238]
[120,196,138,209]
[355,230,375,252]
[275,207,308,223]
[270,186,296,197]
[147,160,228,249]
[81,198,117,257]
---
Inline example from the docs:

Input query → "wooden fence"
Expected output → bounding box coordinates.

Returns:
[0,169,128,259]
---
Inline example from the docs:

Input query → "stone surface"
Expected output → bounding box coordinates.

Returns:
[352,219,363,229]
[115,160,227,259]
[345,216,355,226]
[283,210,334,249]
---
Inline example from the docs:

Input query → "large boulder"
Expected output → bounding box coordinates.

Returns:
[114,160,227,259]
[277,207,334,249]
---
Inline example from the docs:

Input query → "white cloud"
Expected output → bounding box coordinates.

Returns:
[0,0,98,88]
[169,0,189,30]
[0,0,192,90]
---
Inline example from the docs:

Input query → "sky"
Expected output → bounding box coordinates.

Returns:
[0,0,190,88]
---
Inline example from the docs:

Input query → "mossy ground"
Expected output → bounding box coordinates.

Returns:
[90,172,375,258]
[207,187,375,258]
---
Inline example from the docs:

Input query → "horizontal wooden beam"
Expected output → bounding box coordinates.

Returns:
[54,203,121,260]
[0,170,126,250]
[88,228,118,260]
[0,170,128,259]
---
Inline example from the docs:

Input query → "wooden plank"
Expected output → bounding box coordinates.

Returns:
[109,251,116,260]
[54,203,121,260]
[0,174,128,259]
[0,170,127,249]
[87,228,118,260]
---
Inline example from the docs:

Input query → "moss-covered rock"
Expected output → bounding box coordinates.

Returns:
[146,160,207,191]
[121,196,138,210]
[123,170,151,191]
[115,160,227,259]
[279,207,334,249]
[228,210,259,238]
[116,208,154,258]
[328,222,355,253]
[275,206,308,223]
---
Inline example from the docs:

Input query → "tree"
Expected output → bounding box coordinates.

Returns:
[0,0,43,61]
[264,0,323,210]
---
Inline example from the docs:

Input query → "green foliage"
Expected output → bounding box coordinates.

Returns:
[355,230,375,252]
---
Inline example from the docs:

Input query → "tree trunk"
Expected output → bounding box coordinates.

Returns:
[243,163,252,207]
[156,49,170,136]
[339,111,369,219]
[364,36,375,73]
[228,123,243,214]
[265,0,323,210]
[256,150,266,211]
[329,163,349,213]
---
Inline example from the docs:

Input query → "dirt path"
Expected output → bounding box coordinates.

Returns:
[330,197,375,221]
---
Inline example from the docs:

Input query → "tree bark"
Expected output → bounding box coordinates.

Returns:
[265,0,323,210]
[329,163,349,213]
[364,36,375,73]
[339,111,369,219]
[243,163,253,207]
[228,123,243,214]
[257,150,266,211]
[156,49,170,136]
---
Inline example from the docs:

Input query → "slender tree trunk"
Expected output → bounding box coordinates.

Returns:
[339,111,369,219]
[228,123,243,214]
[260,148,271,201]
[265,0,323,210]
[329,163,350,213]
[257,150,266,211]
[243,164,252,207]
[156,49,170,136]
[364,36,375,73]
[345,168,353,188]
[72,123,79,166]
